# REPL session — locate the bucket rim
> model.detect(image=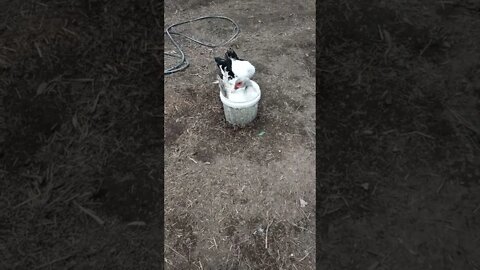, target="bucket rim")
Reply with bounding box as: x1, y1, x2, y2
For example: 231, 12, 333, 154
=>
219, 80, 261, 109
